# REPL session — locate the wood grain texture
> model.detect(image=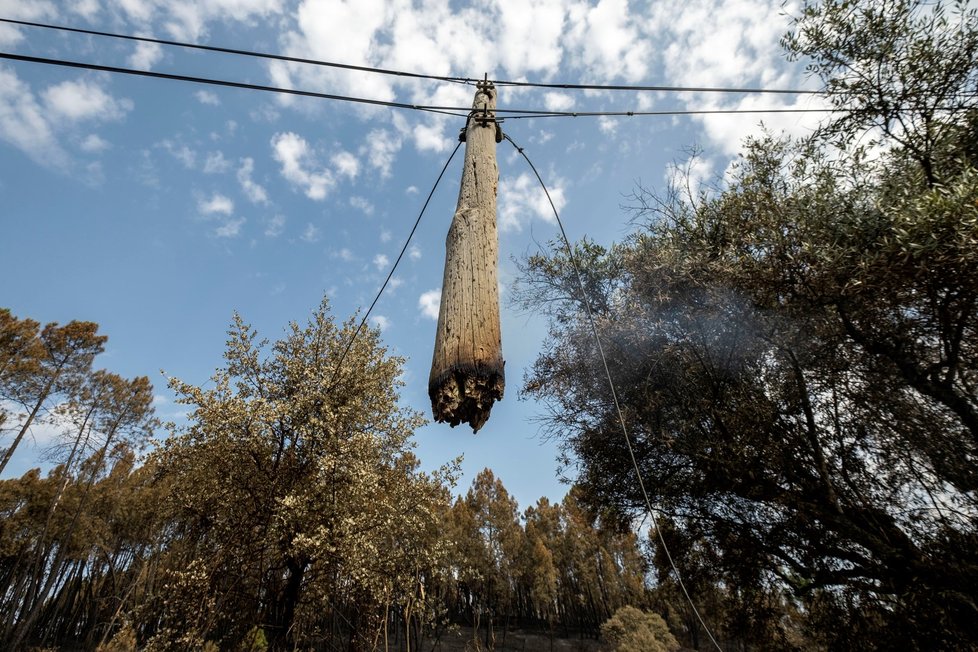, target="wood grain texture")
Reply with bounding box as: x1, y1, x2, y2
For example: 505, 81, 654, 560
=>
429, 84, 504, 432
